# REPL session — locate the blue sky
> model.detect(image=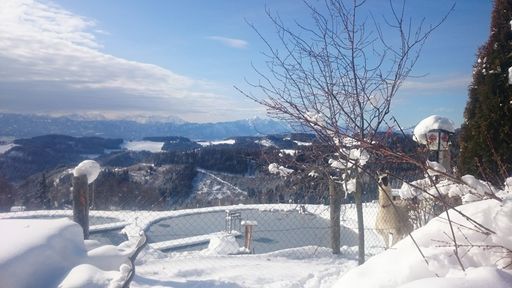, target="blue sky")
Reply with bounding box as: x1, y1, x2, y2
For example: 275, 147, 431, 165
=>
0, 0, 492, 128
